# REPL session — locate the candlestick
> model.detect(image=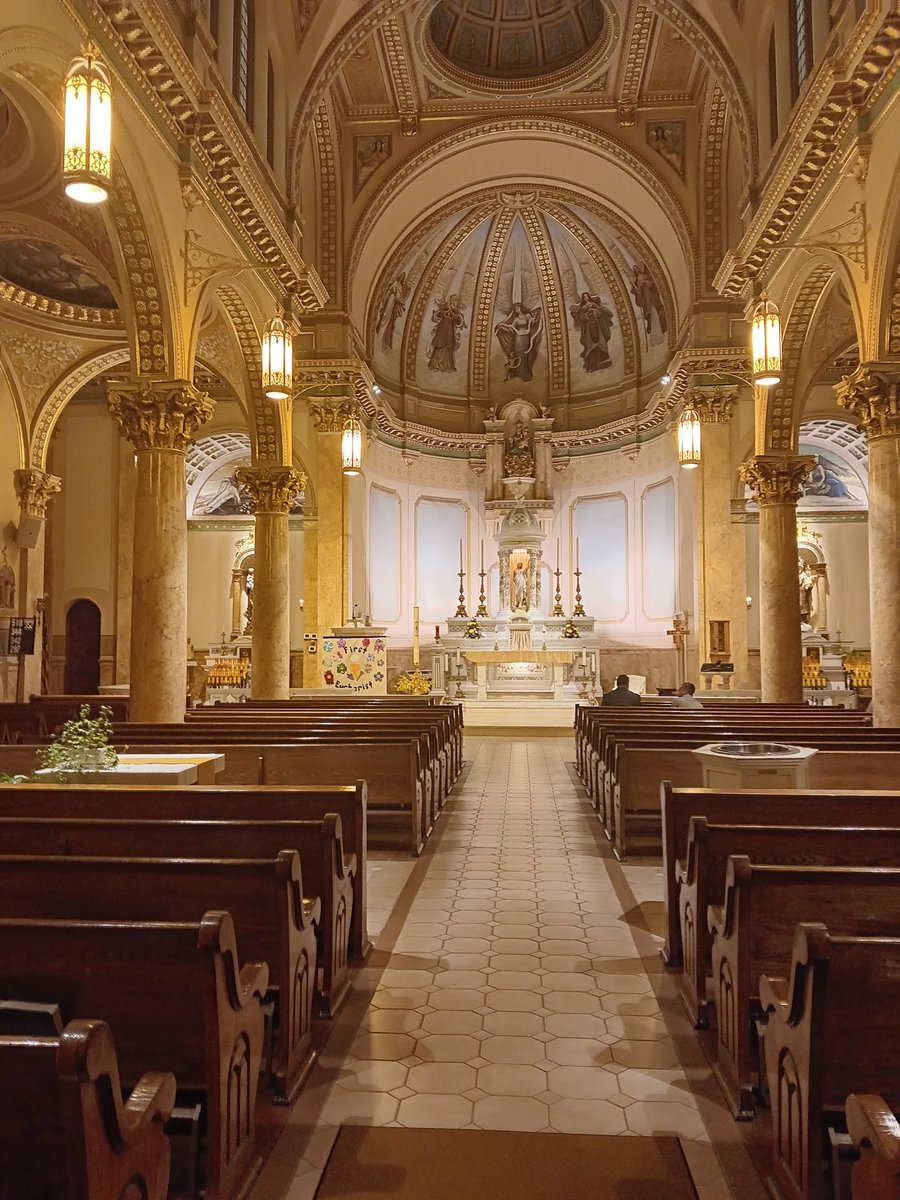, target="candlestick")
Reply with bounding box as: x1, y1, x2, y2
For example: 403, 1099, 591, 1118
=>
552, 565, 564, 616
576, 536, 580, 572
476, 560, 488, 617
413, 605, 420, 669
556, 537, 560, 573
480, 539, 484, 574
455, 648, 461, 667
435, 624, 441, 641
573, 567, 586, 618
454, 567, 468, 618
459, 538, 463, 573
